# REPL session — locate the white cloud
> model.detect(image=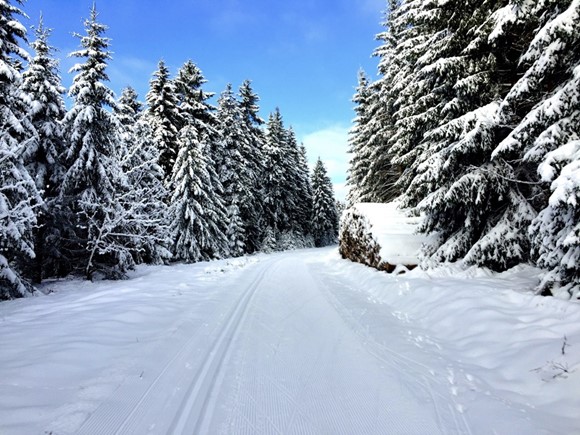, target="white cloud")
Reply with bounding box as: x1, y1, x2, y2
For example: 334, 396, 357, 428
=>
299, 125, 350, 201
